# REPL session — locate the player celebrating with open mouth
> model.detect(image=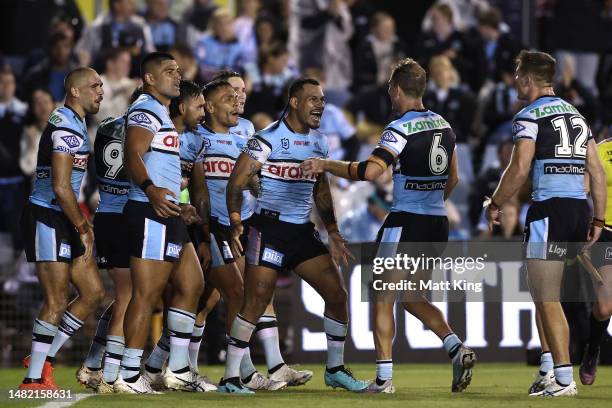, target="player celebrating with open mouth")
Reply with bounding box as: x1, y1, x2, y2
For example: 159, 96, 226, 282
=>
218, 78, 368, 394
